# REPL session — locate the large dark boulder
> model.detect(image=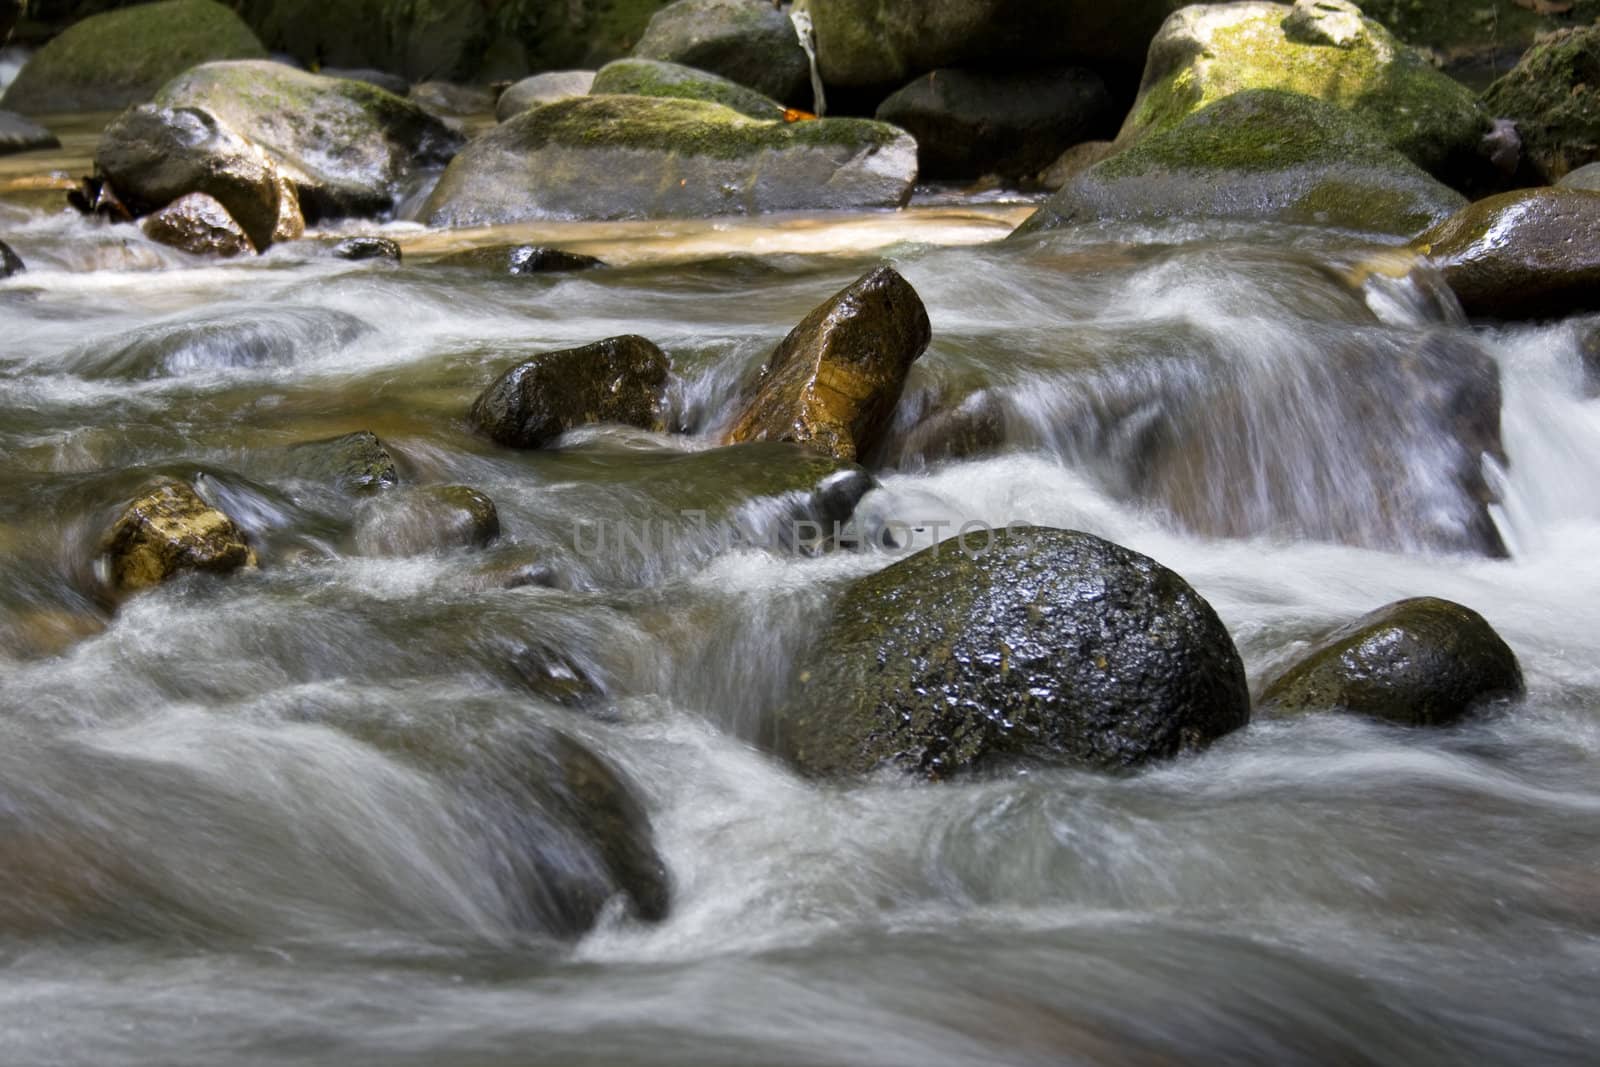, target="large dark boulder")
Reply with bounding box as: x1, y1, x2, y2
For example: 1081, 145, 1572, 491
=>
591, 57, 783, 119
1482, 27, 1600, 183
100, 478, 256, 596
1260, 597, 1523, 725
633, 0, 812, 106
0, 0, 266, 114
471, 335, 671, 449
724, 265, 930, 462
1414, 187, 1600, 319
775, 526, 1250, 779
